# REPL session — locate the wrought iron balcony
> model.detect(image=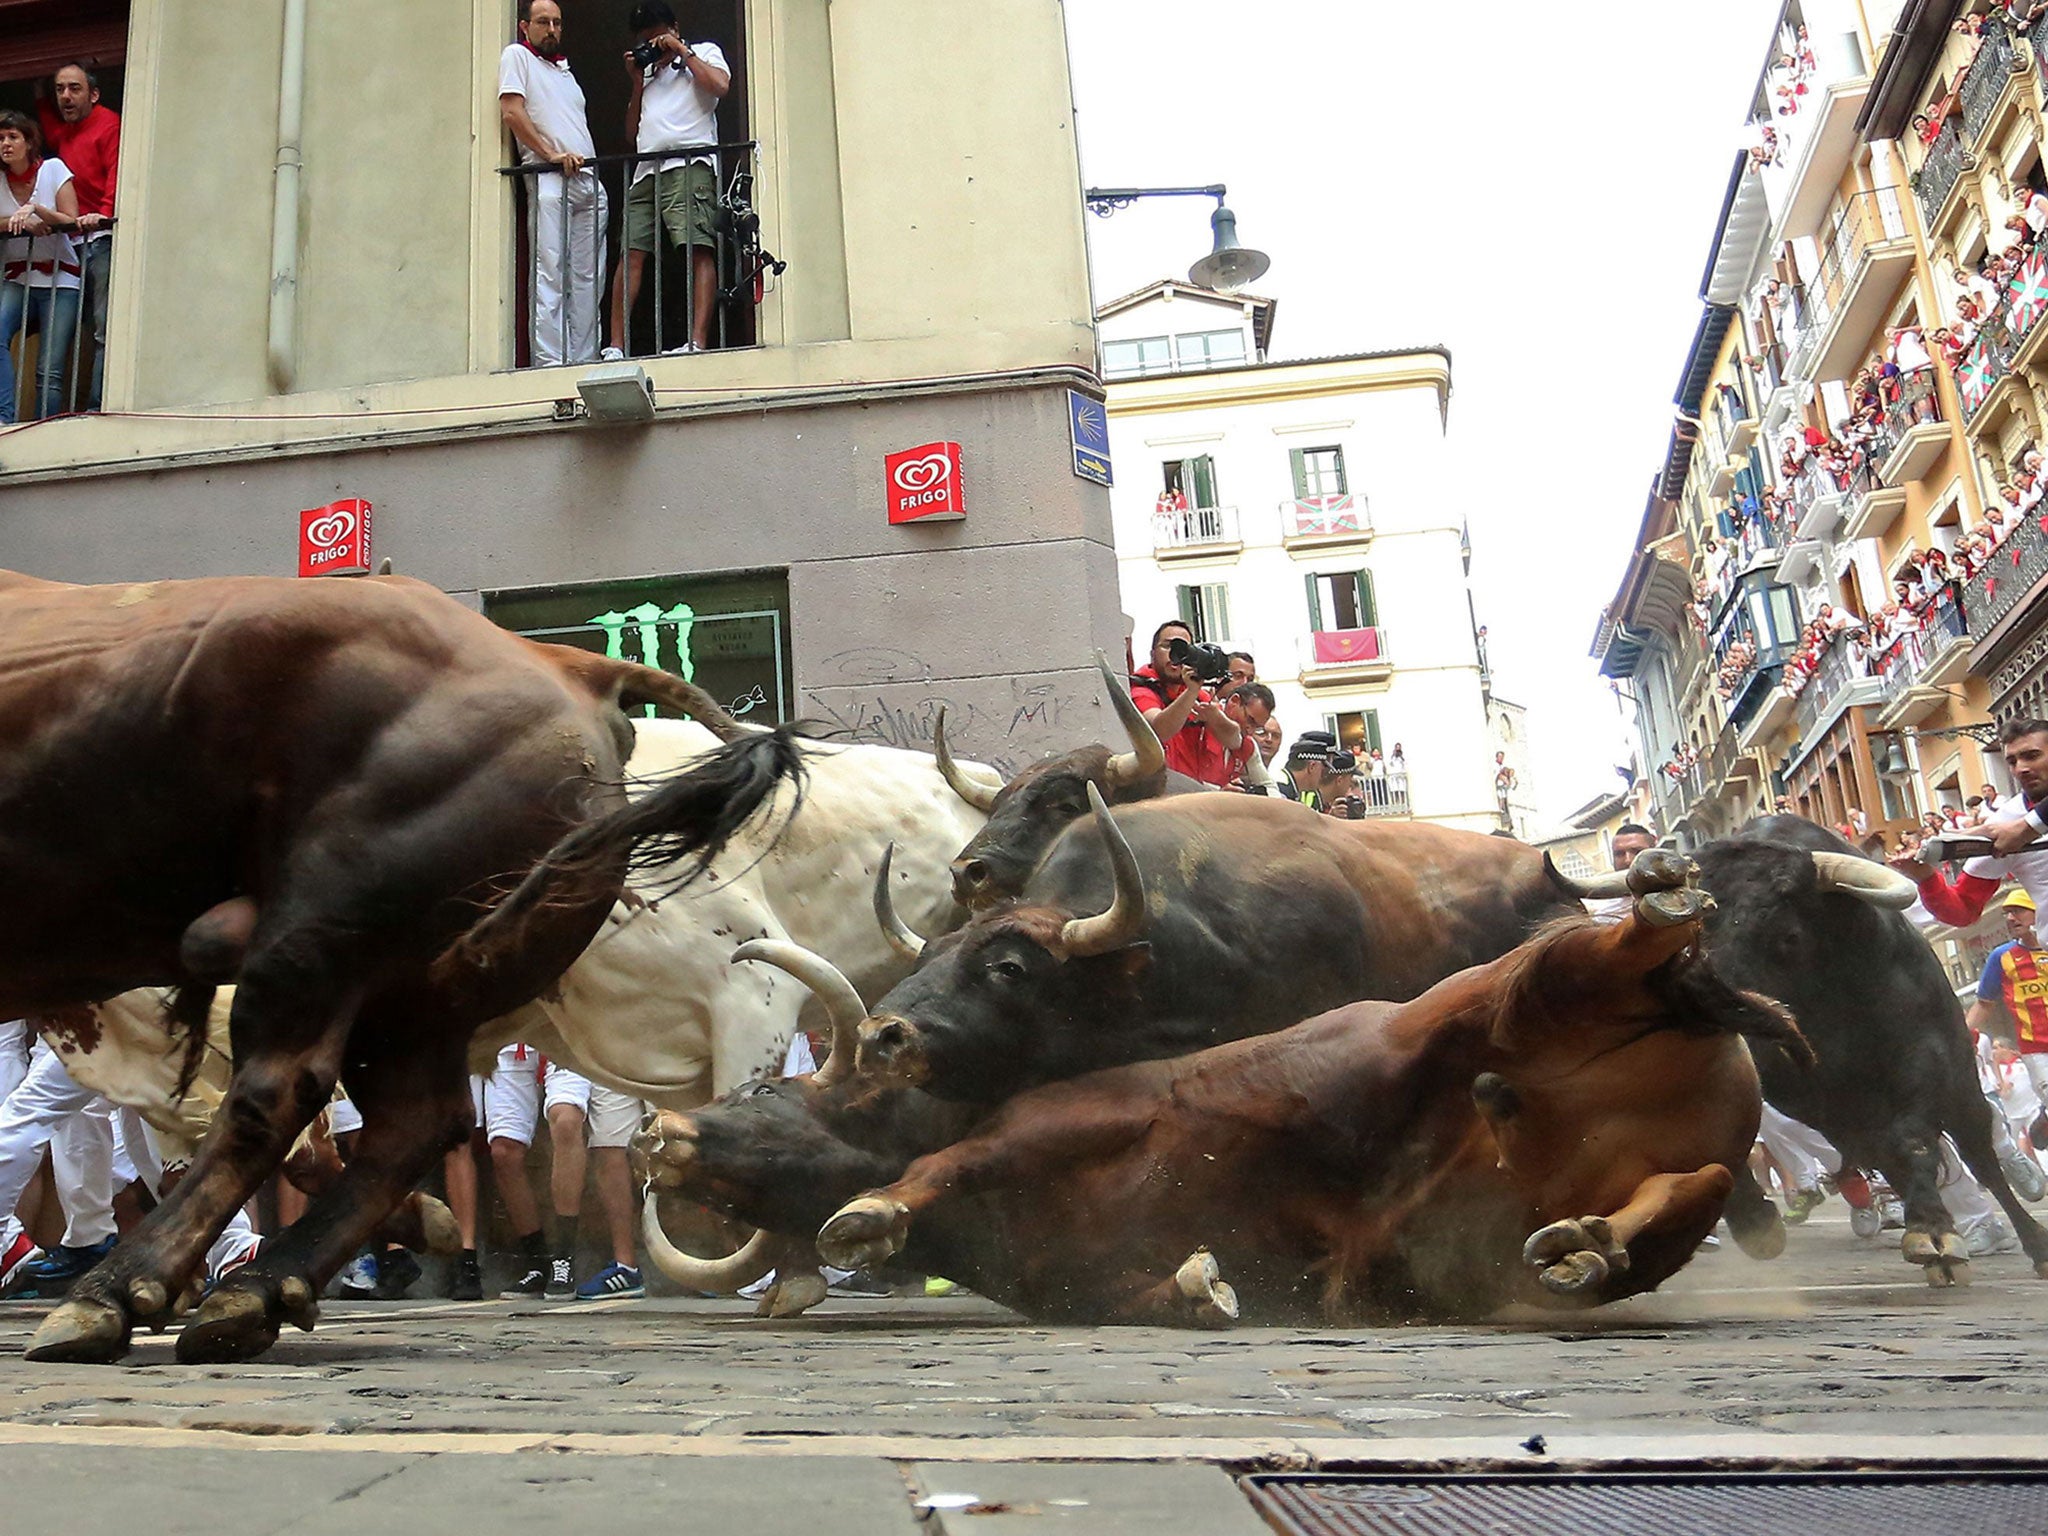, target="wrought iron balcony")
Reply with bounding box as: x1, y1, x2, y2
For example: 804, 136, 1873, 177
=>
1960, 23, 2015, 145
1964, 511, 2048, 641
1914, 116, 1968, 229
1809, 187, 1910, 331
1958, 310, 2019, 422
